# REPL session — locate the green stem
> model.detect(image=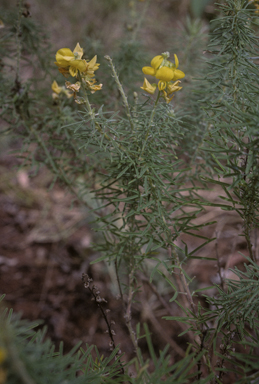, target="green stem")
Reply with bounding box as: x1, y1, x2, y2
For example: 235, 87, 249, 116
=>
104, 56, 135, 132
140, 90, 161, 157
77, 75, 129, 157
79, 75, 124, 146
